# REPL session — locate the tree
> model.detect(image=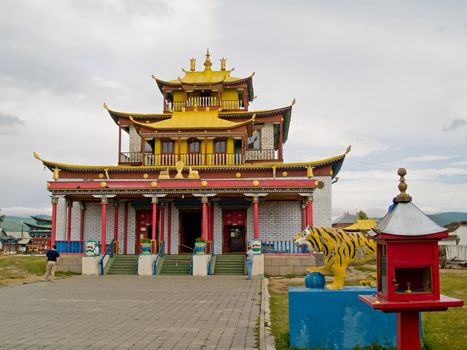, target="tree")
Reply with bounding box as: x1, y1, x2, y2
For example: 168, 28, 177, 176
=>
356, 210, 368, 220
0, 209, 4, 228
